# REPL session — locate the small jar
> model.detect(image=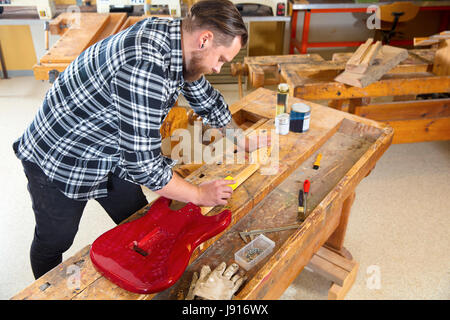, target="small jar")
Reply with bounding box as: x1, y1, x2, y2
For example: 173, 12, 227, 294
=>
275, 113, 290, 135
